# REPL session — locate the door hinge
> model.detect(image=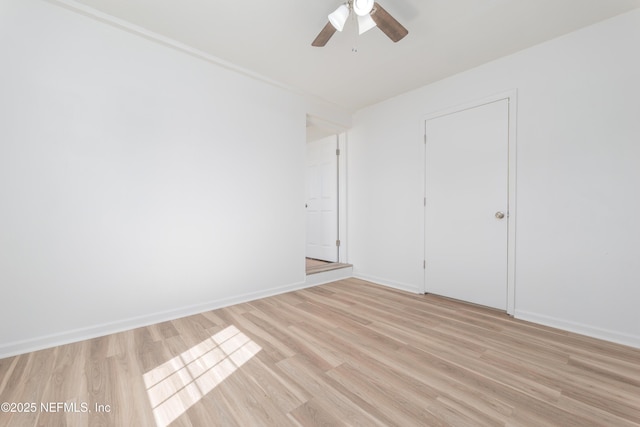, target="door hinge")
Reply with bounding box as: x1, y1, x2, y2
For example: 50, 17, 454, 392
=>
423, 133, 427, 144
423, 197, 427, 207
423, 260, 426, 269
336, 148, 341, 156
336, 239, 341, 247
